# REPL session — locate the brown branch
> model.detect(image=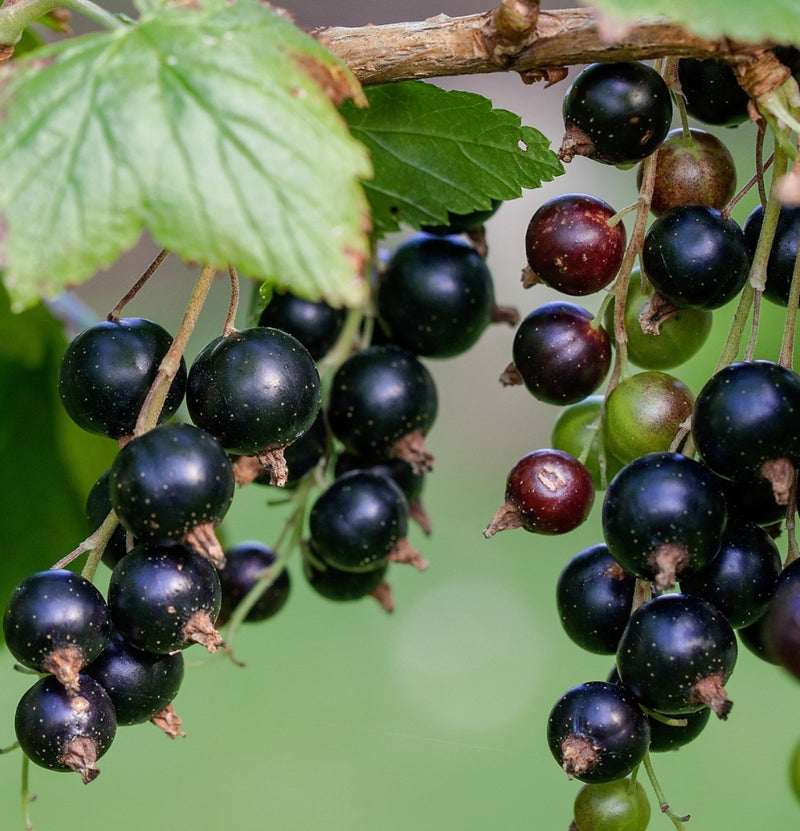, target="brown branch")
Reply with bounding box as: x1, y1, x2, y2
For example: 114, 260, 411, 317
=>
314, 8, 768, 86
